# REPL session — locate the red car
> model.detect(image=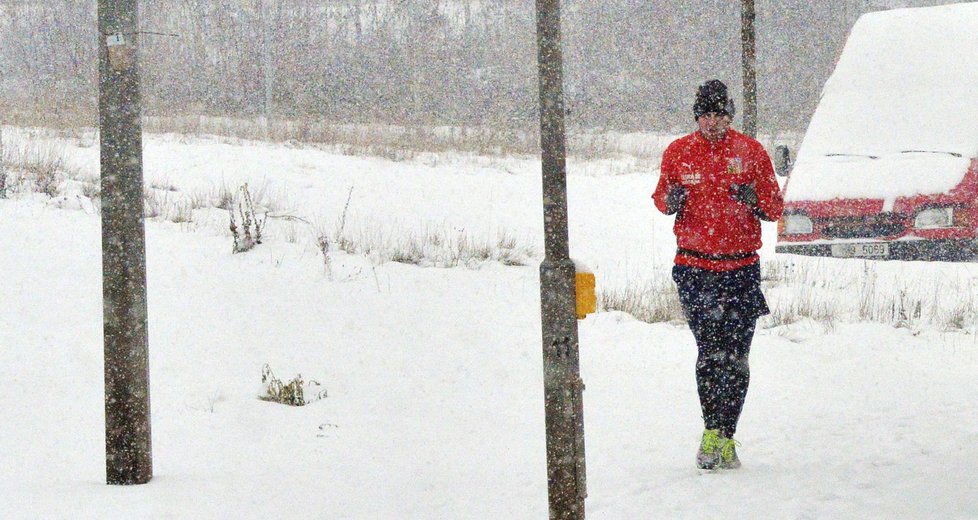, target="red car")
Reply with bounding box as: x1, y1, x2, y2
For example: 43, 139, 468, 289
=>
776, 155, 978, 261
775, 4, 978, 261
